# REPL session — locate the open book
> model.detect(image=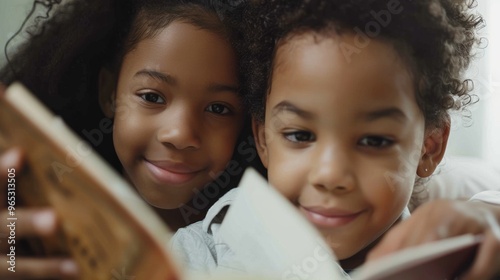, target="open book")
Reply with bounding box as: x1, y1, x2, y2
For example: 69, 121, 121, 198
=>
0, 83, 481, 280
219, 170, 482, 280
